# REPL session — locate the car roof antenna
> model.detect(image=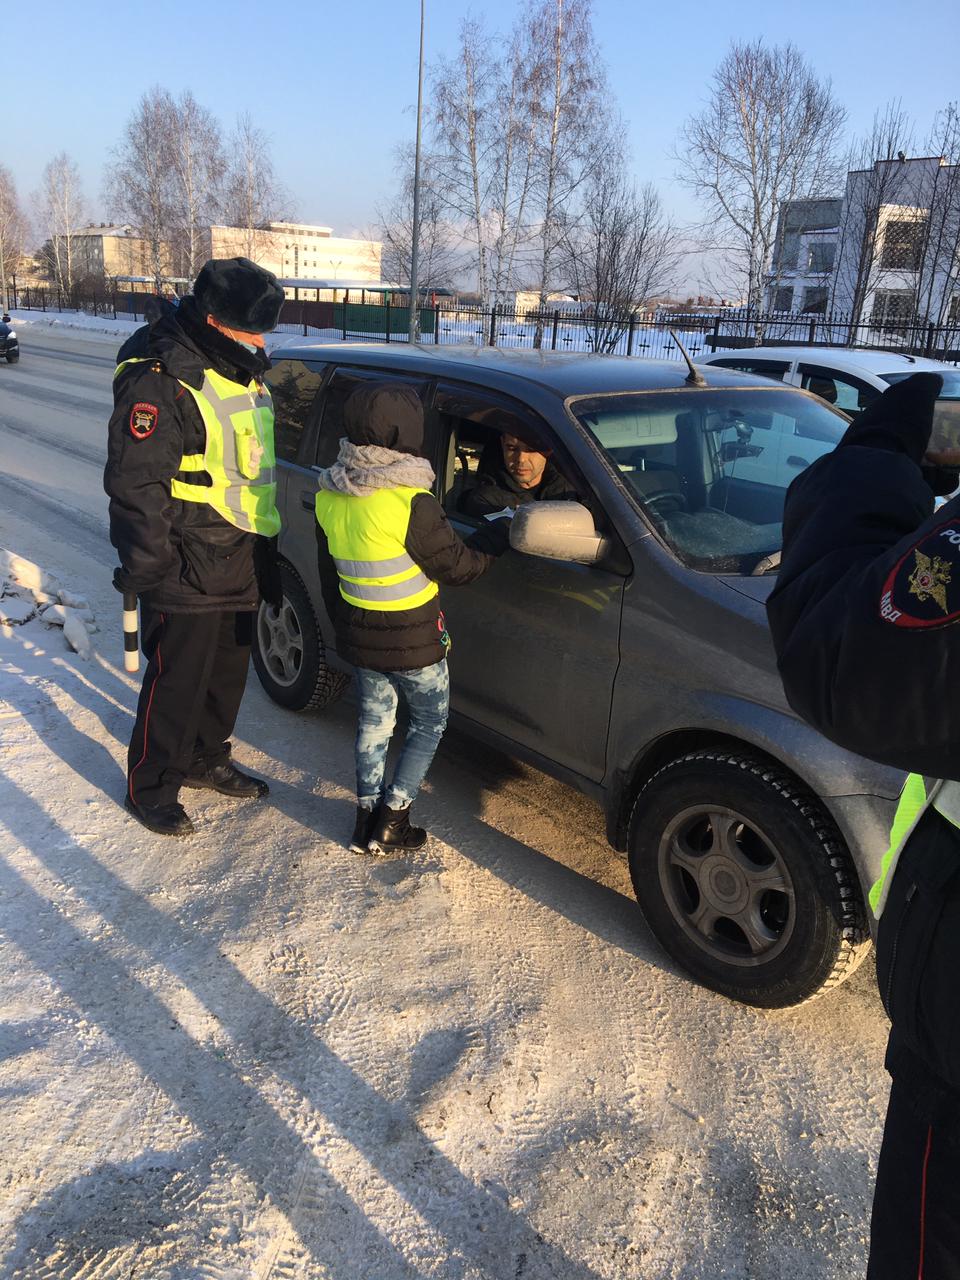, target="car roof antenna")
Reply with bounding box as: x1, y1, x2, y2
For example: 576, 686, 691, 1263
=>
670, 330, 707, 386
